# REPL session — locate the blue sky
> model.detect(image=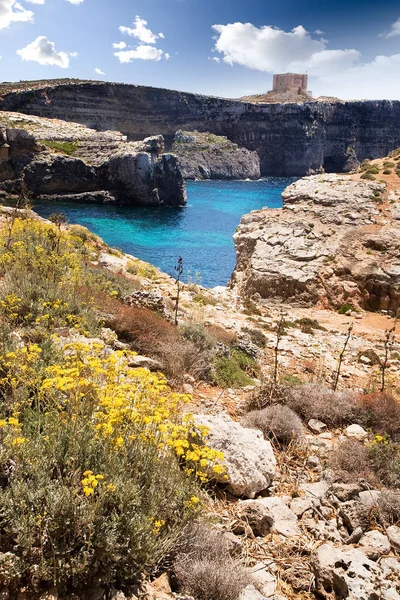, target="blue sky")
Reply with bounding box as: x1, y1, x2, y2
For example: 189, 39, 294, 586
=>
1, 0, 400, 99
